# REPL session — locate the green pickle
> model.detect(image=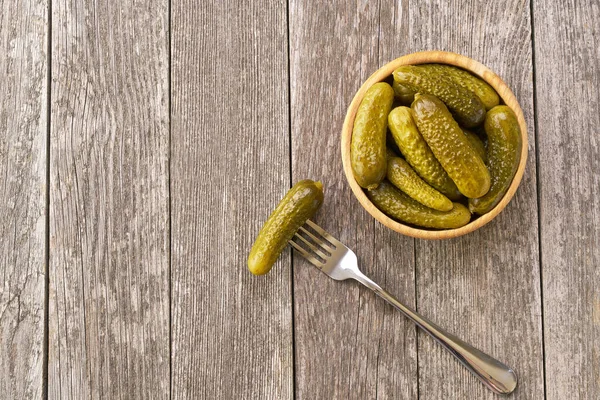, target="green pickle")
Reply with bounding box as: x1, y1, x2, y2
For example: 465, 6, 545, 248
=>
421, 64, 500, 110
469, 106, 522, 214
462, 129, 487, 163
387, 106, 462, 200
411, 94, 491, 199
393, 65, 485, 127
248, 180, 324, 275
368, 181, 471, 229
387, 156, 453, 211
351, 82, 394, 189
392, 80, 416, 105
